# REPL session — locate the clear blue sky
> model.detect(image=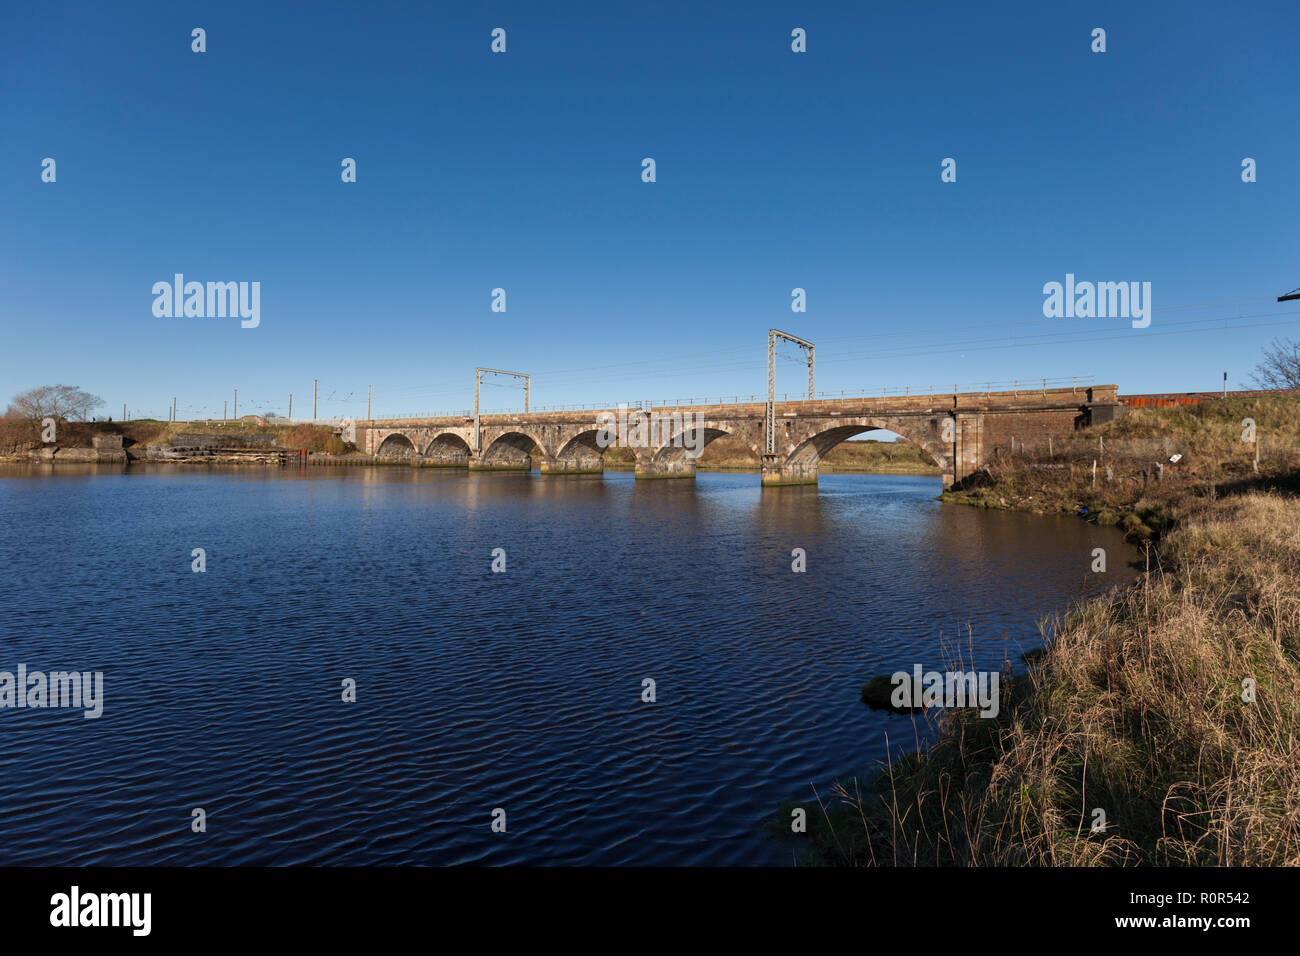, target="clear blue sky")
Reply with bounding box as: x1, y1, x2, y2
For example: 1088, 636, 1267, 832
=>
3, 1, 1298, 421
